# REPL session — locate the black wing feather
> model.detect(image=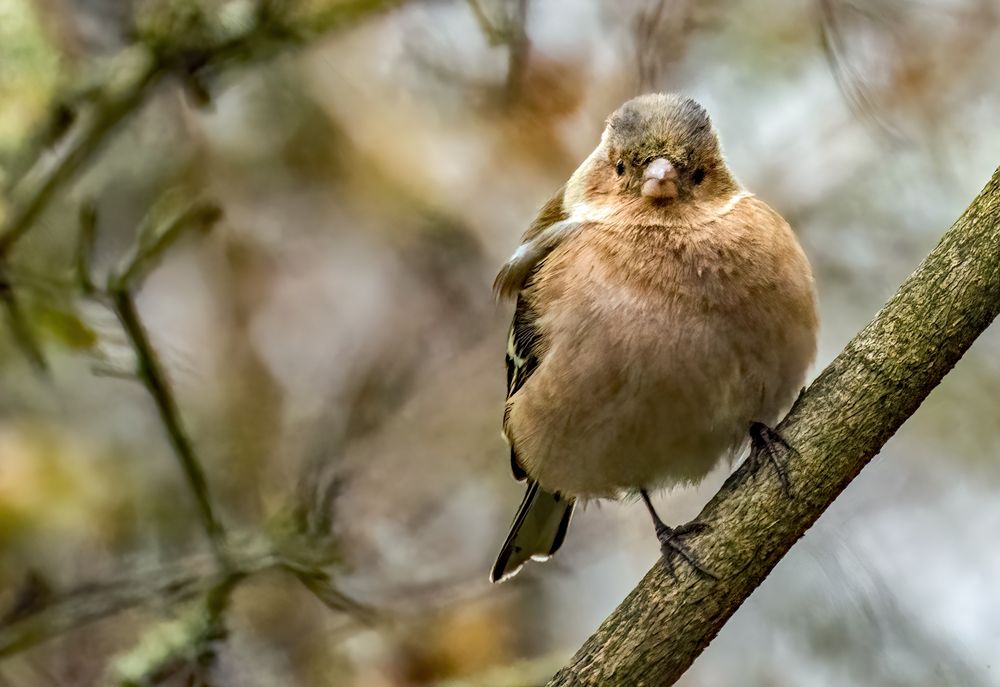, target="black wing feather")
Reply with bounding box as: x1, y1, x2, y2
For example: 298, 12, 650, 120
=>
506, 296, 541, 398
504, 295, 542, 481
